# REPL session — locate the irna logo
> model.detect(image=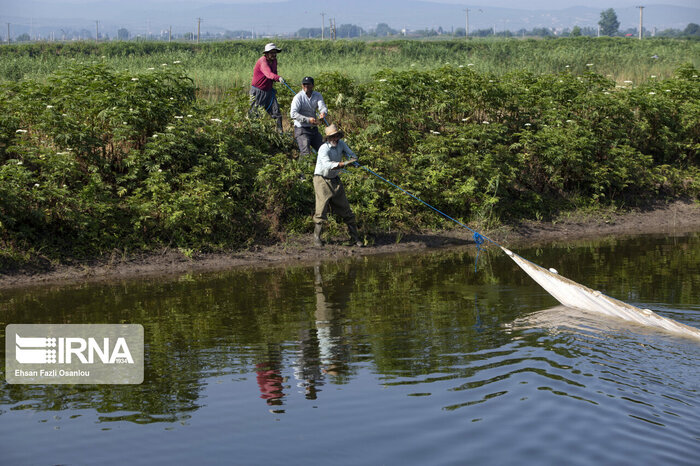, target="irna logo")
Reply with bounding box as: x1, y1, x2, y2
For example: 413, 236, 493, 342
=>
15, 334, 134, 364
6, 324, 144, 385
